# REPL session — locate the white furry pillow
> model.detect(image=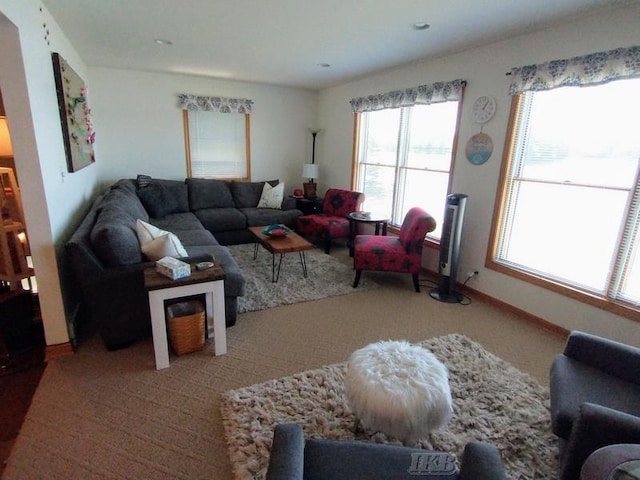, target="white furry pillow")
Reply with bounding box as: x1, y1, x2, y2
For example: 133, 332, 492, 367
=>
257, 182, 284, 209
